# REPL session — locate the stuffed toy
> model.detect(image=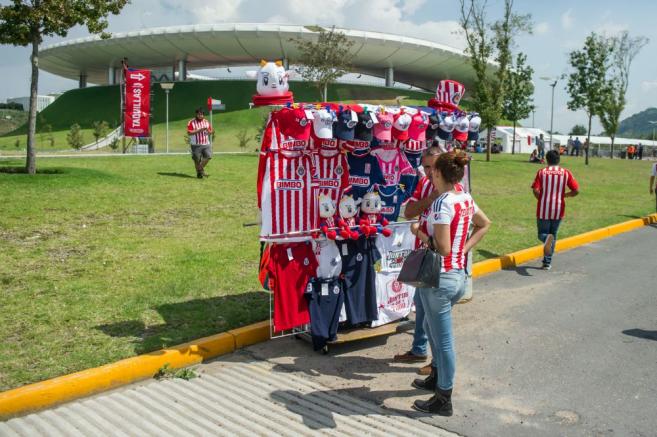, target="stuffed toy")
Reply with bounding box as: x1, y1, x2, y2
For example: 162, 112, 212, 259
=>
359, 191, 392, 237
315, 194, 338, 240
337, 194, 361, 240
246, 60, 295, 106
